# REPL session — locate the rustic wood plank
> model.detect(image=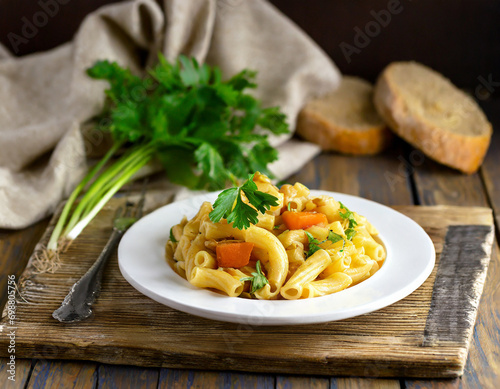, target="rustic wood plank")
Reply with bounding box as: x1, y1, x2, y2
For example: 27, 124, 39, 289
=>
2, 202, 478, 377
459, 242, 500, 388
26, 360, 96, 389
158, 369, 274, 389
276, 375, 329, 389
413, 159, 489, 208
331, 377, 400, 388
403, 380, 459, 389
0, 218, 50, 310
409, 142, 499, 388
97, 364, 158, 388
0, 357, 32, 388
422, 225, 494, 347
480, 100, 500, 235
